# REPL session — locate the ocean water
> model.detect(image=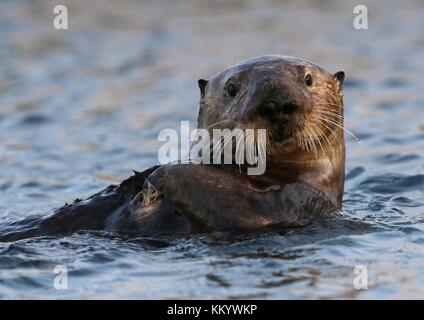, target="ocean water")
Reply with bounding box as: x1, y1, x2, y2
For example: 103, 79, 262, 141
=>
0, 0, 423, 299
